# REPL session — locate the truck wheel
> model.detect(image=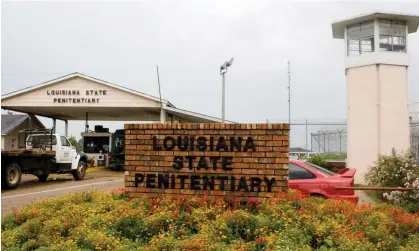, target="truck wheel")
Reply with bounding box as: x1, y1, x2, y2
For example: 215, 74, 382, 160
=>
3, 162, 22, 189
37, 174, 49, 182
72, 161, 86, 181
